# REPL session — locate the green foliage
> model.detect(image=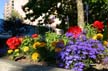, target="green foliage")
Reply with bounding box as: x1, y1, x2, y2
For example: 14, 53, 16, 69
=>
103, 25, 108, 40
11, 10, 23, 19
84, 23, 97, 38
84, 0, 108, 23
22, 0, 77, 31
7, 10, 23, 21
45, 32, 68, 51
21, 36, 34, 46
